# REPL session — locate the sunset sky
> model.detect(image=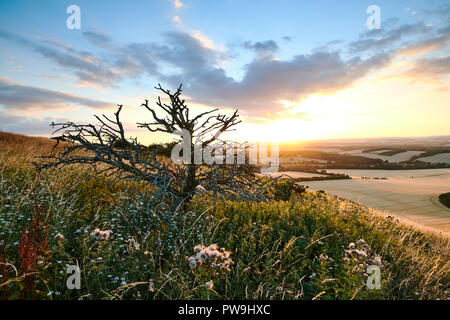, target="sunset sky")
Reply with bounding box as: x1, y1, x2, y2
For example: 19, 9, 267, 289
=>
0, 0, 449, 143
